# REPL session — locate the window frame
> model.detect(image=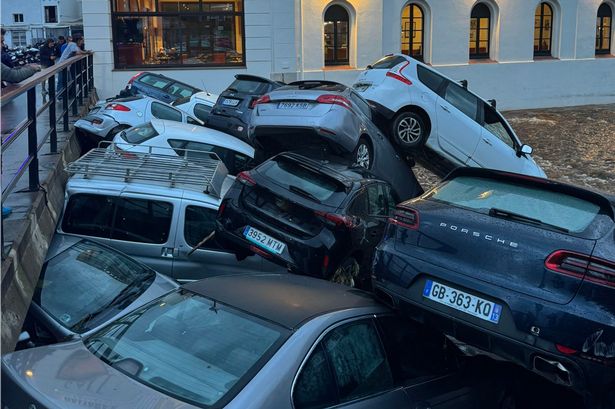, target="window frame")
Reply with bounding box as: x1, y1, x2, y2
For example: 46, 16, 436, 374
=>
324, 4, 350, 66
401, 3, 424, 61
44, 6, 58, 23
151, 101, 184, 122
109, 0, 247, 70
469, 3, 491, 59
13, 14, 24, 23
442, 81, 480, 122
596, 3, 613, 55
183, 205, 219, 249
534, 2, 554, 57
